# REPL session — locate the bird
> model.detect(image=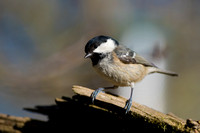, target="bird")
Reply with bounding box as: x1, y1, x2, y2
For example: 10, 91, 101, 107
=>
84, 35, 178, 113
